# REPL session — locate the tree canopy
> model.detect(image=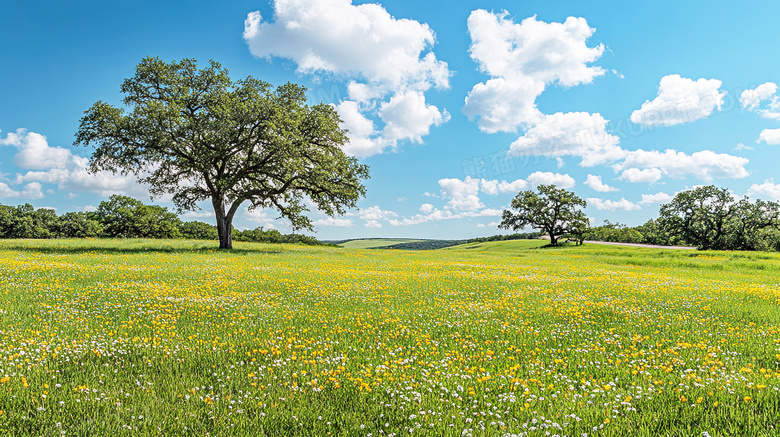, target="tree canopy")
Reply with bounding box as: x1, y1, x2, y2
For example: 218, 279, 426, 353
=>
499, 185, 588, 246
658, 185, 780, 250
75, 57, 369, 249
